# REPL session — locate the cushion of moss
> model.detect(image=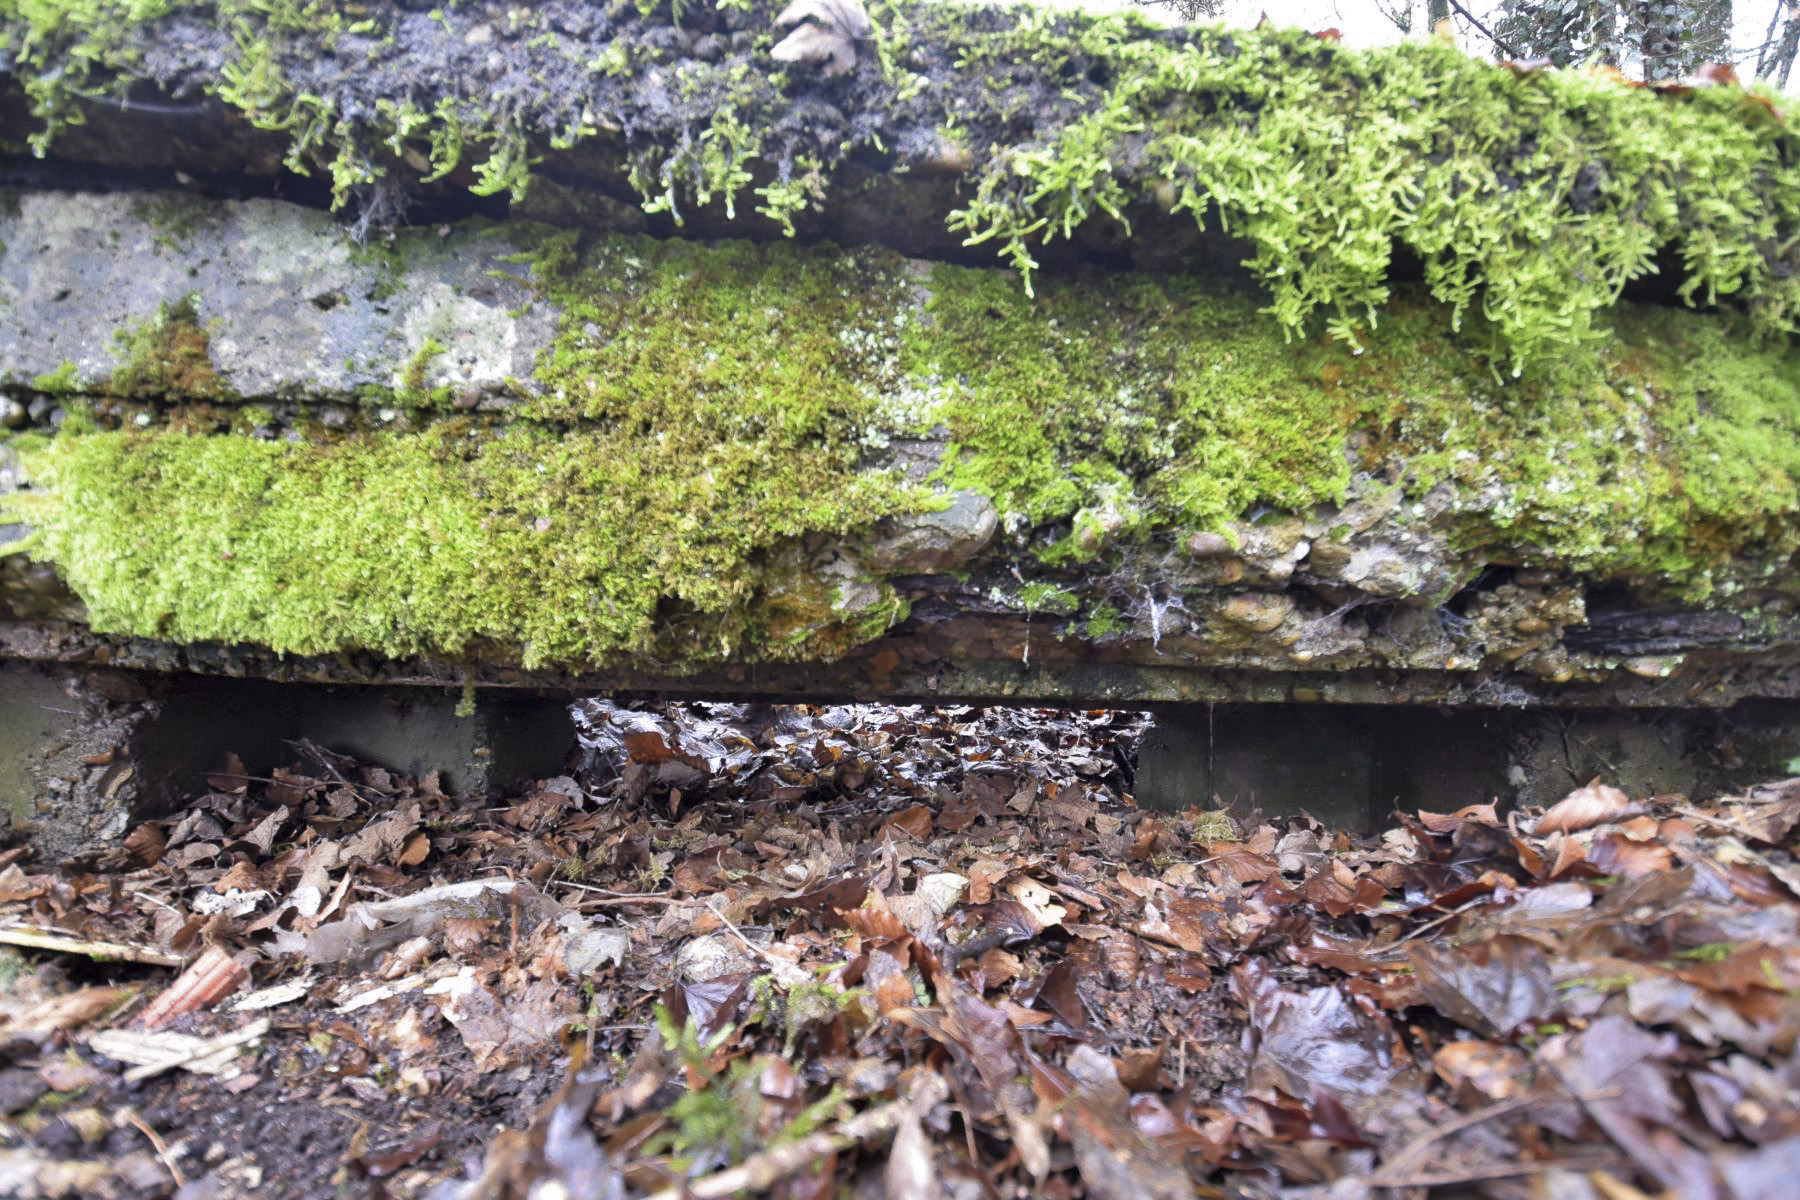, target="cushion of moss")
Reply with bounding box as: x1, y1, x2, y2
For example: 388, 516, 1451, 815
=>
918, 262, 1800, 592
7, 233, 1798, 670
13, 421, 905, 666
